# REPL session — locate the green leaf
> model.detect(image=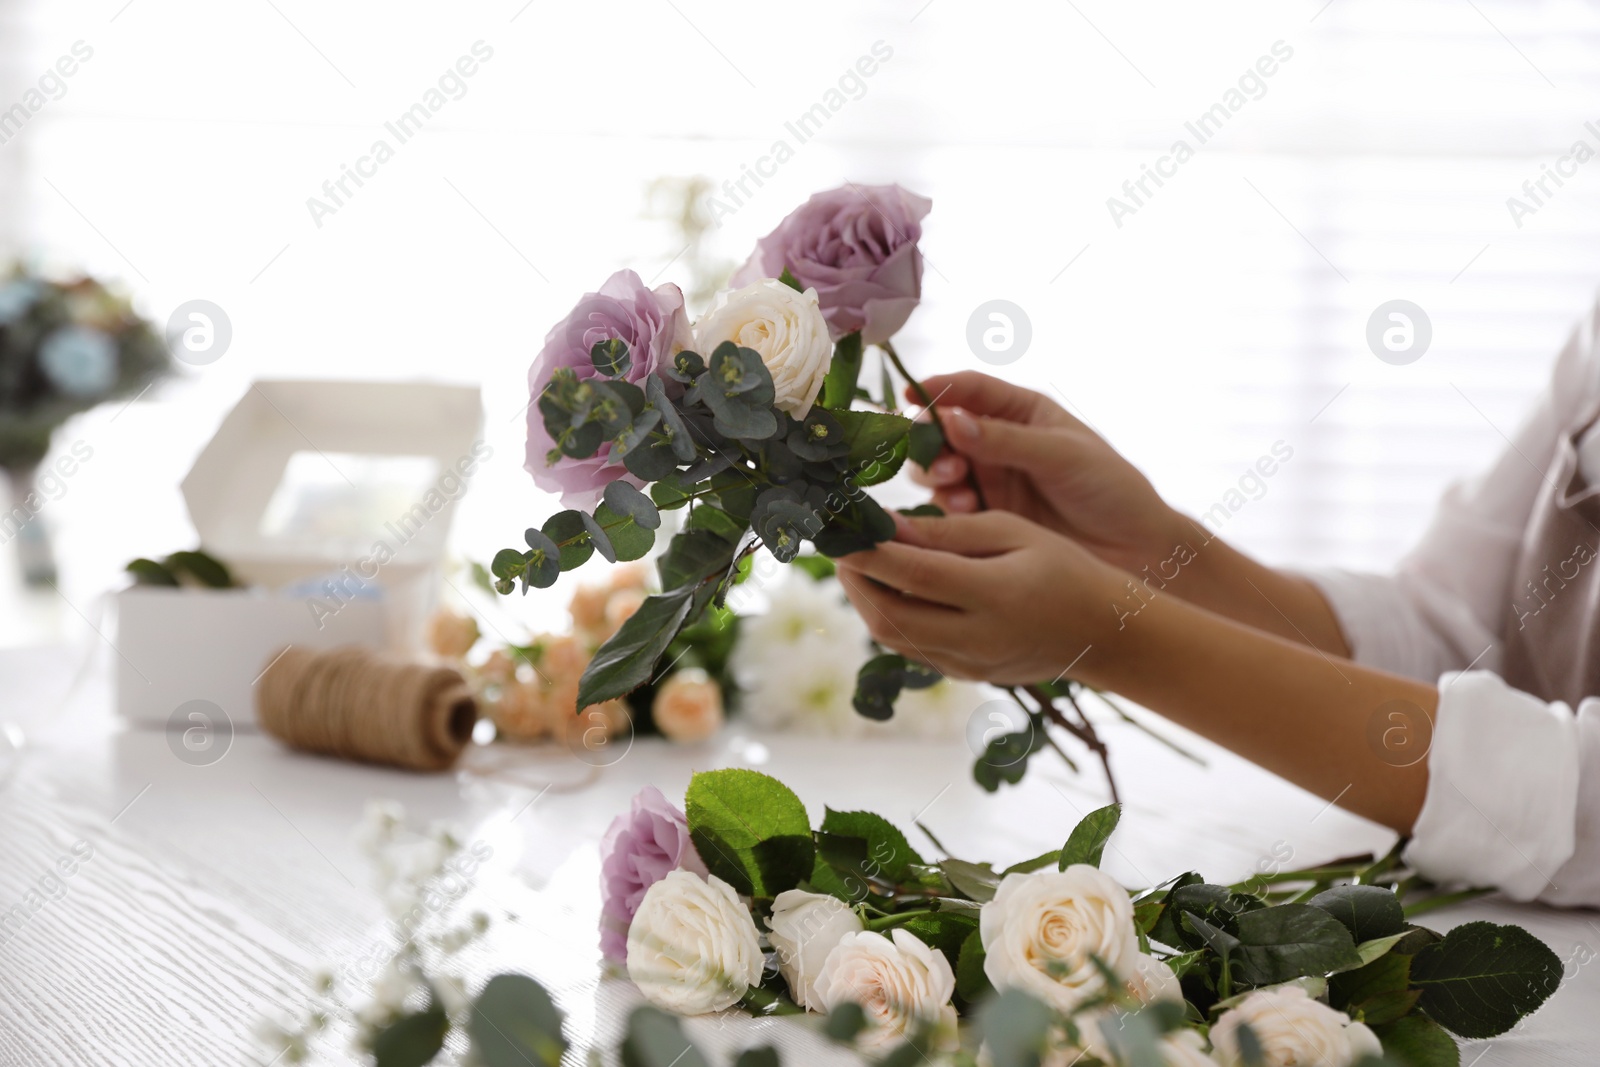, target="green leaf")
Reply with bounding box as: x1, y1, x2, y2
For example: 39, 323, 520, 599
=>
852, 653, 906, 721
126, 557, 179, 586
604, 483, 662, 531
1372, 1014, 1461, 1067
1059, 803, 1121, 869
1331, 950, 1416, 1025
972, 727, 1044, 793
543, 510, 595, 570
620, 1006, 710, 1067
823, 1001, 867, 1043
468, 974, 566, 1067
686, 504, 746, 544
907, 420, 944, 468
977, 988, 1055, 1067
1002, 847, 1061, 876
684, 768, 815, 898
833, 408, 912, 474
956, 928, 993, 1004
851, 433, 909, 487
593, 503, 655, 562
657, 529, 739, 591
902, 911, 979, 967
820, 809, 924, 882
1231, 904, 1362, 985
778, 267, 804, 293
591, 337, 631, 377
821, 331, 864, 410
1355, 931, 1413, 967
941, 858, 1000, 903
1408, 921, 1562, 1039
1310, 885, 1407, 944
372, 1001, 448, 1067
733, 1048, 780, 1067
520, 529, 561, 588
165, 549, 235, 588
580, 510, 617, 563
577, 588, 695, 707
